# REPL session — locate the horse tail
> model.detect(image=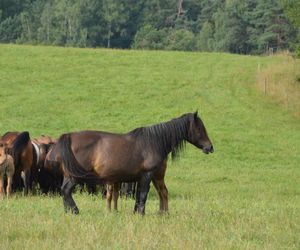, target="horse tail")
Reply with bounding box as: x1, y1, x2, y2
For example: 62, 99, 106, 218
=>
12, 131, 30, 168
56, 133, 94, 179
